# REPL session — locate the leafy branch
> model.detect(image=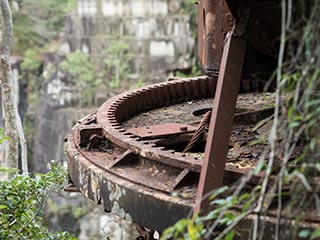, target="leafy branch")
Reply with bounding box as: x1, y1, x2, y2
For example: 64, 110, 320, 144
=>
0, 162, 76, 239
